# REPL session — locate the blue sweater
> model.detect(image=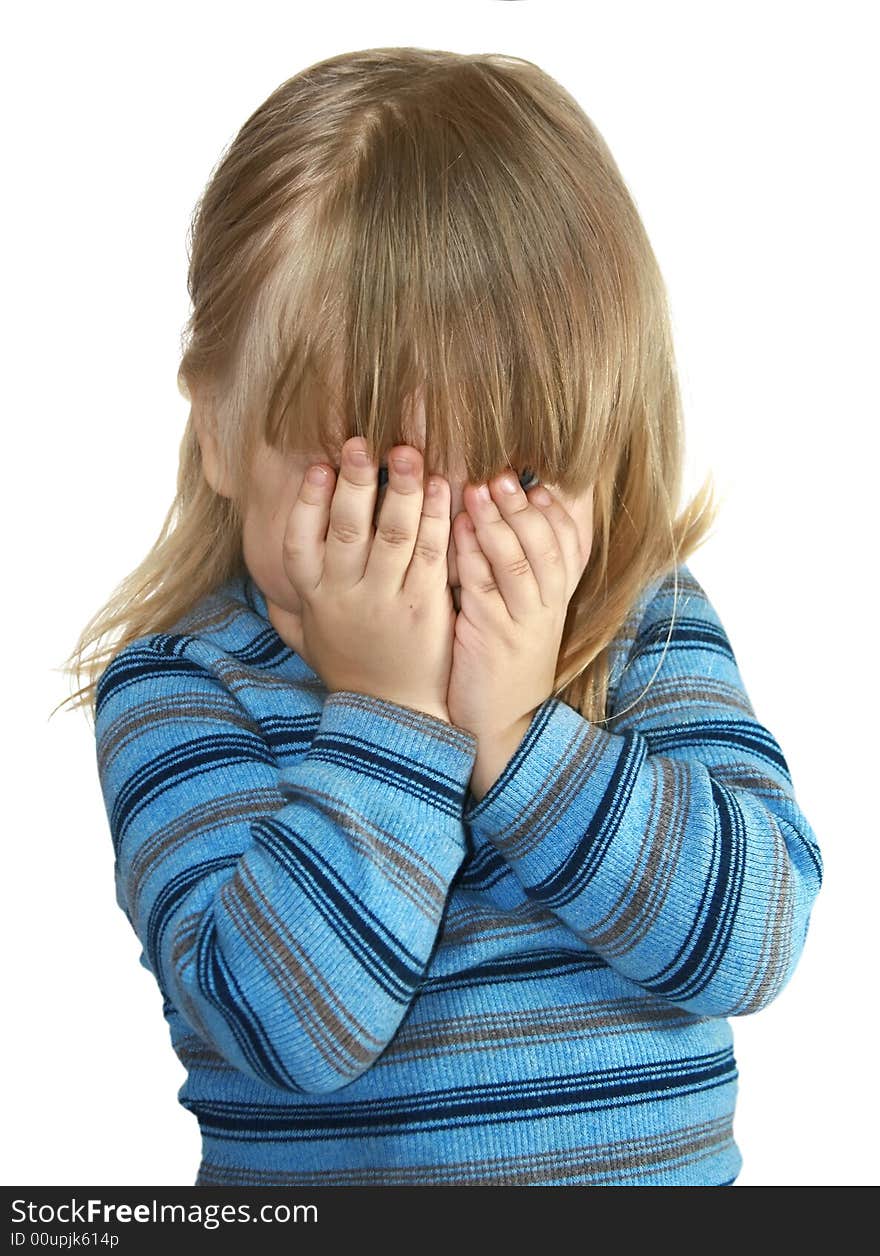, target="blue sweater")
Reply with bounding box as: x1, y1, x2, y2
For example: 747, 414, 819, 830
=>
94, 563, 822, 1186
